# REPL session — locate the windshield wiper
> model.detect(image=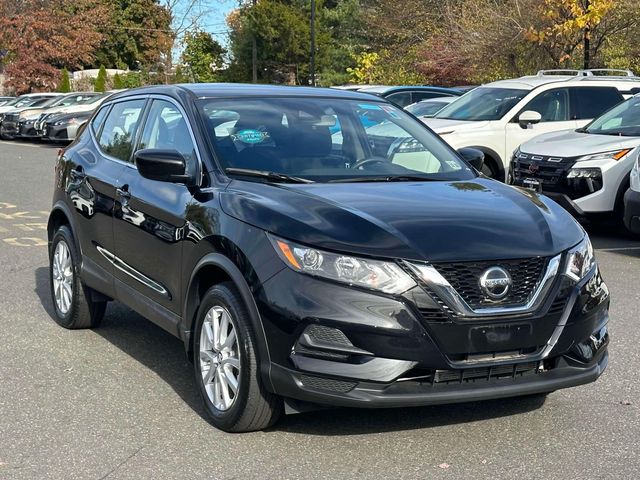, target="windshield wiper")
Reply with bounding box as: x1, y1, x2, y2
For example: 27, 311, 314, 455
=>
225, 168, 314, 184
329, 175, 439, 183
